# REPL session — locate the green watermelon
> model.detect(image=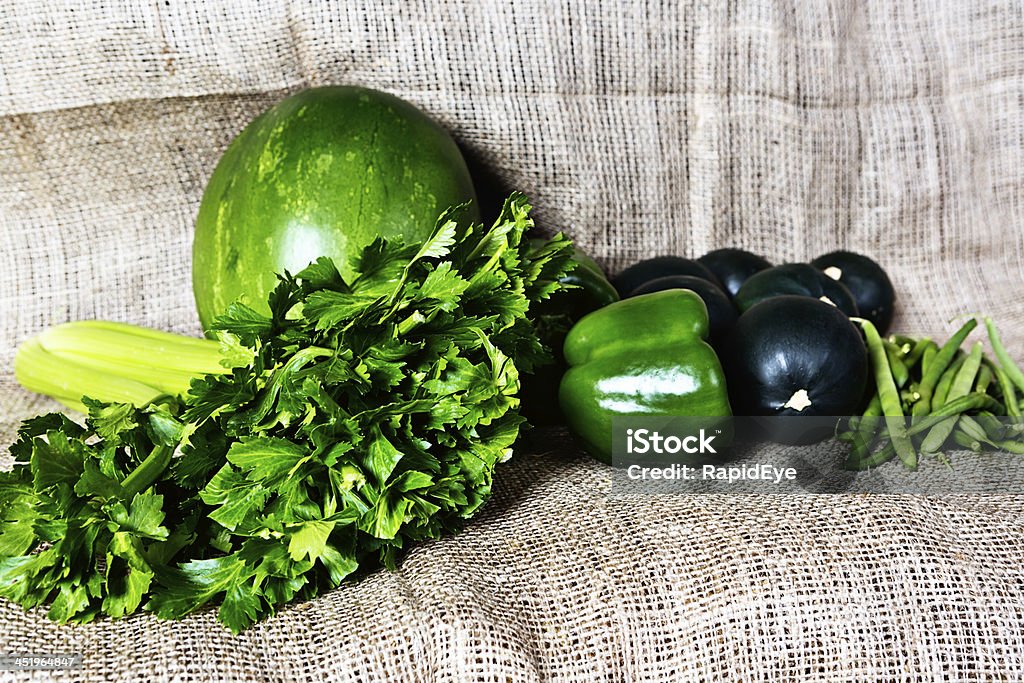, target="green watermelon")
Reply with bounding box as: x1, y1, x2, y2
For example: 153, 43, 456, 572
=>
193, 86, 478, 330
